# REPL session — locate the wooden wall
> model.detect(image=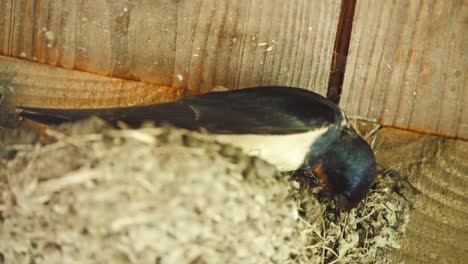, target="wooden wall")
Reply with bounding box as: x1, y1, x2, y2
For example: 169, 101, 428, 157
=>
0, 1, 467, 262
0, 0, 340, 99
340, 0, 467, 139
0, 0, 466, 139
